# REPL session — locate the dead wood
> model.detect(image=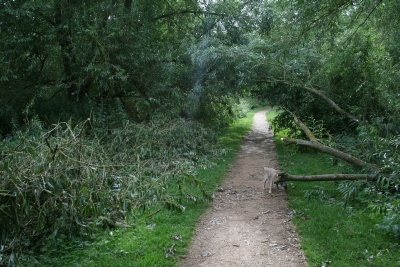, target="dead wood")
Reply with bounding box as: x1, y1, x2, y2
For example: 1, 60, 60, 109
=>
276, 172, 377, 183
285, 110, 318, 142
281, 112, 375, 170
282, 137, 373, 169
